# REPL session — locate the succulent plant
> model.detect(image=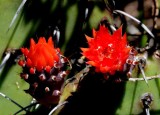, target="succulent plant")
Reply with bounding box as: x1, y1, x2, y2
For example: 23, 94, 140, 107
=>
0, 0, 160, 115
